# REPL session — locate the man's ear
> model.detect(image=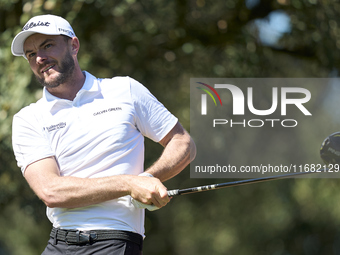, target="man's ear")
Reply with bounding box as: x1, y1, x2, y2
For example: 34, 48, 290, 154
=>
70, 37, 80, 55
